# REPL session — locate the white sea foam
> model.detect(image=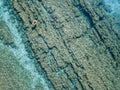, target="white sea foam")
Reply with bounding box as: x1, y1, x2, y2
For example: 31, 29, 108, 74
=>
0, 1, 49, 90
